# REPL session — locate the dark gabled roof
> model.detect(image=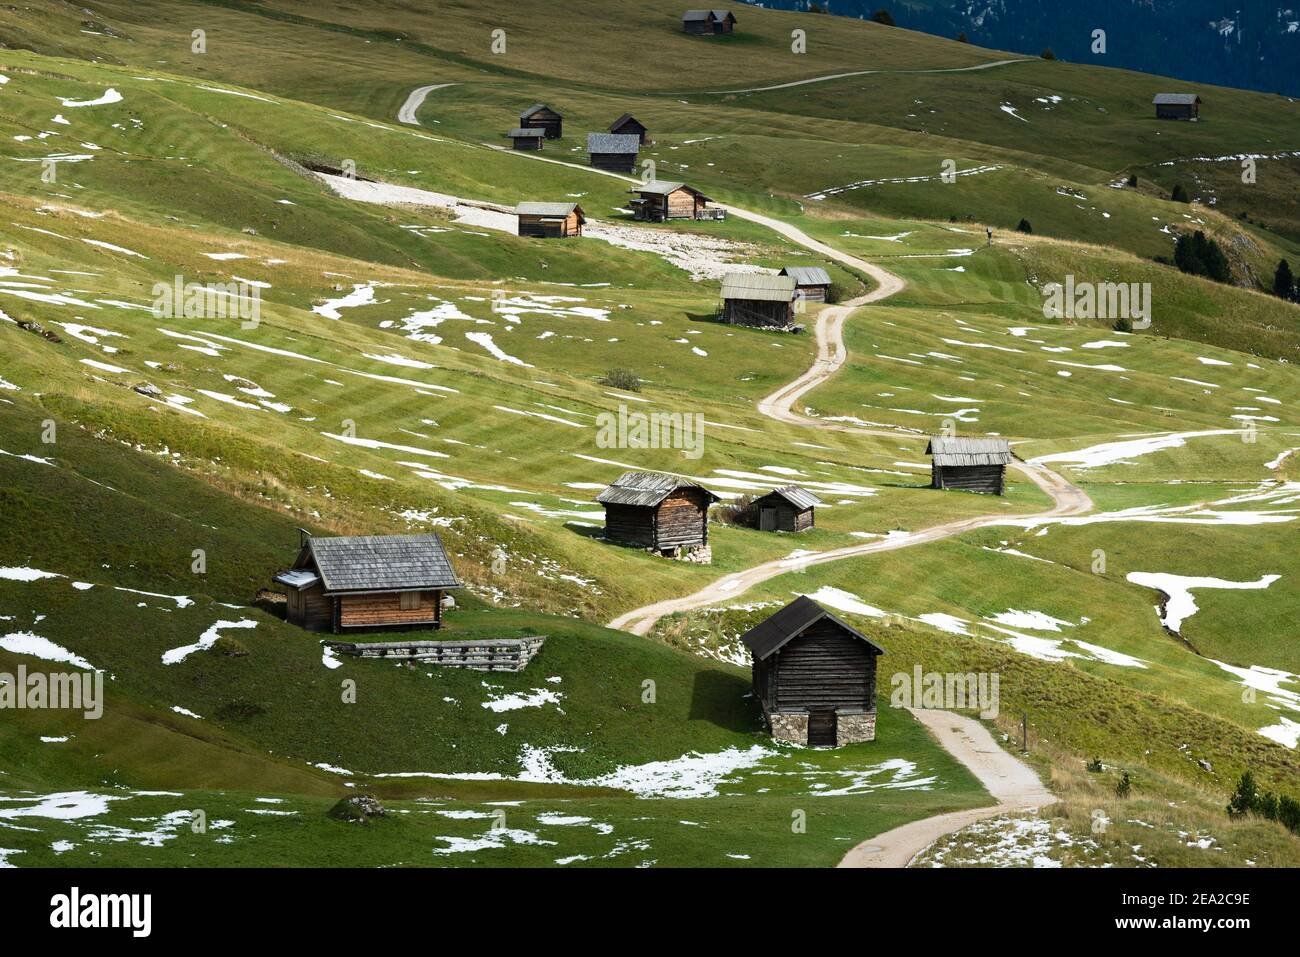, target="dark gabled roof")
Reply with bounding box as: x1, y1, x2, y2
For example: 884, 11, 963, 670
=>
741, 596, 884, 661
596, 471, 720, 508
587, 132, 641, 155
779, 265, 832, 287
1153, 93, 1201, 105
609, 112, 646, 132
305, 534, 460, 593
756, 485, 822, 510
926, 436, 1012, 467
508, 127, 546, 138
683, 9, 735, 21
520, 103, 561, 120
